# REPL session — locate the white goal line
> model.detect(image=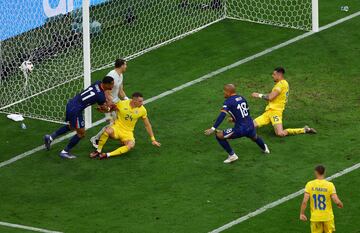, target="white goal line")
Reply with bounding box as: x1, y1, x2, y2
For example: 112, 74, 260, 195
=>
0, 221, 63, 233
